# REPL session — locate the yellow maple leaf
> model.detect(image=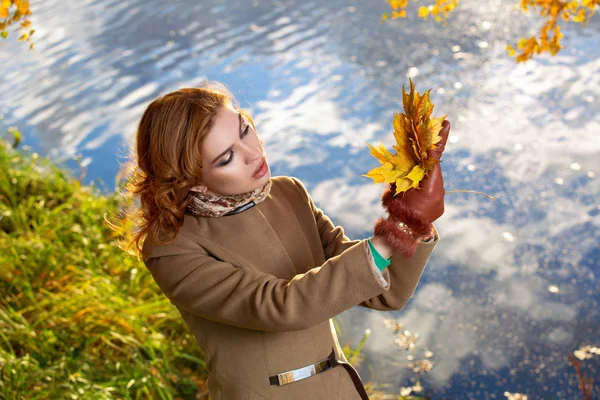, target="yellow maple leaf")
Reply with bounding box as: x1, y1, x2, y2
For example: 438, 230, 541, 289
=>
406, 164, 425, 186
394, 177, 414, 193
366, 142, 394, 164
363, 78, 447, 195
380, 162, 404, 182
